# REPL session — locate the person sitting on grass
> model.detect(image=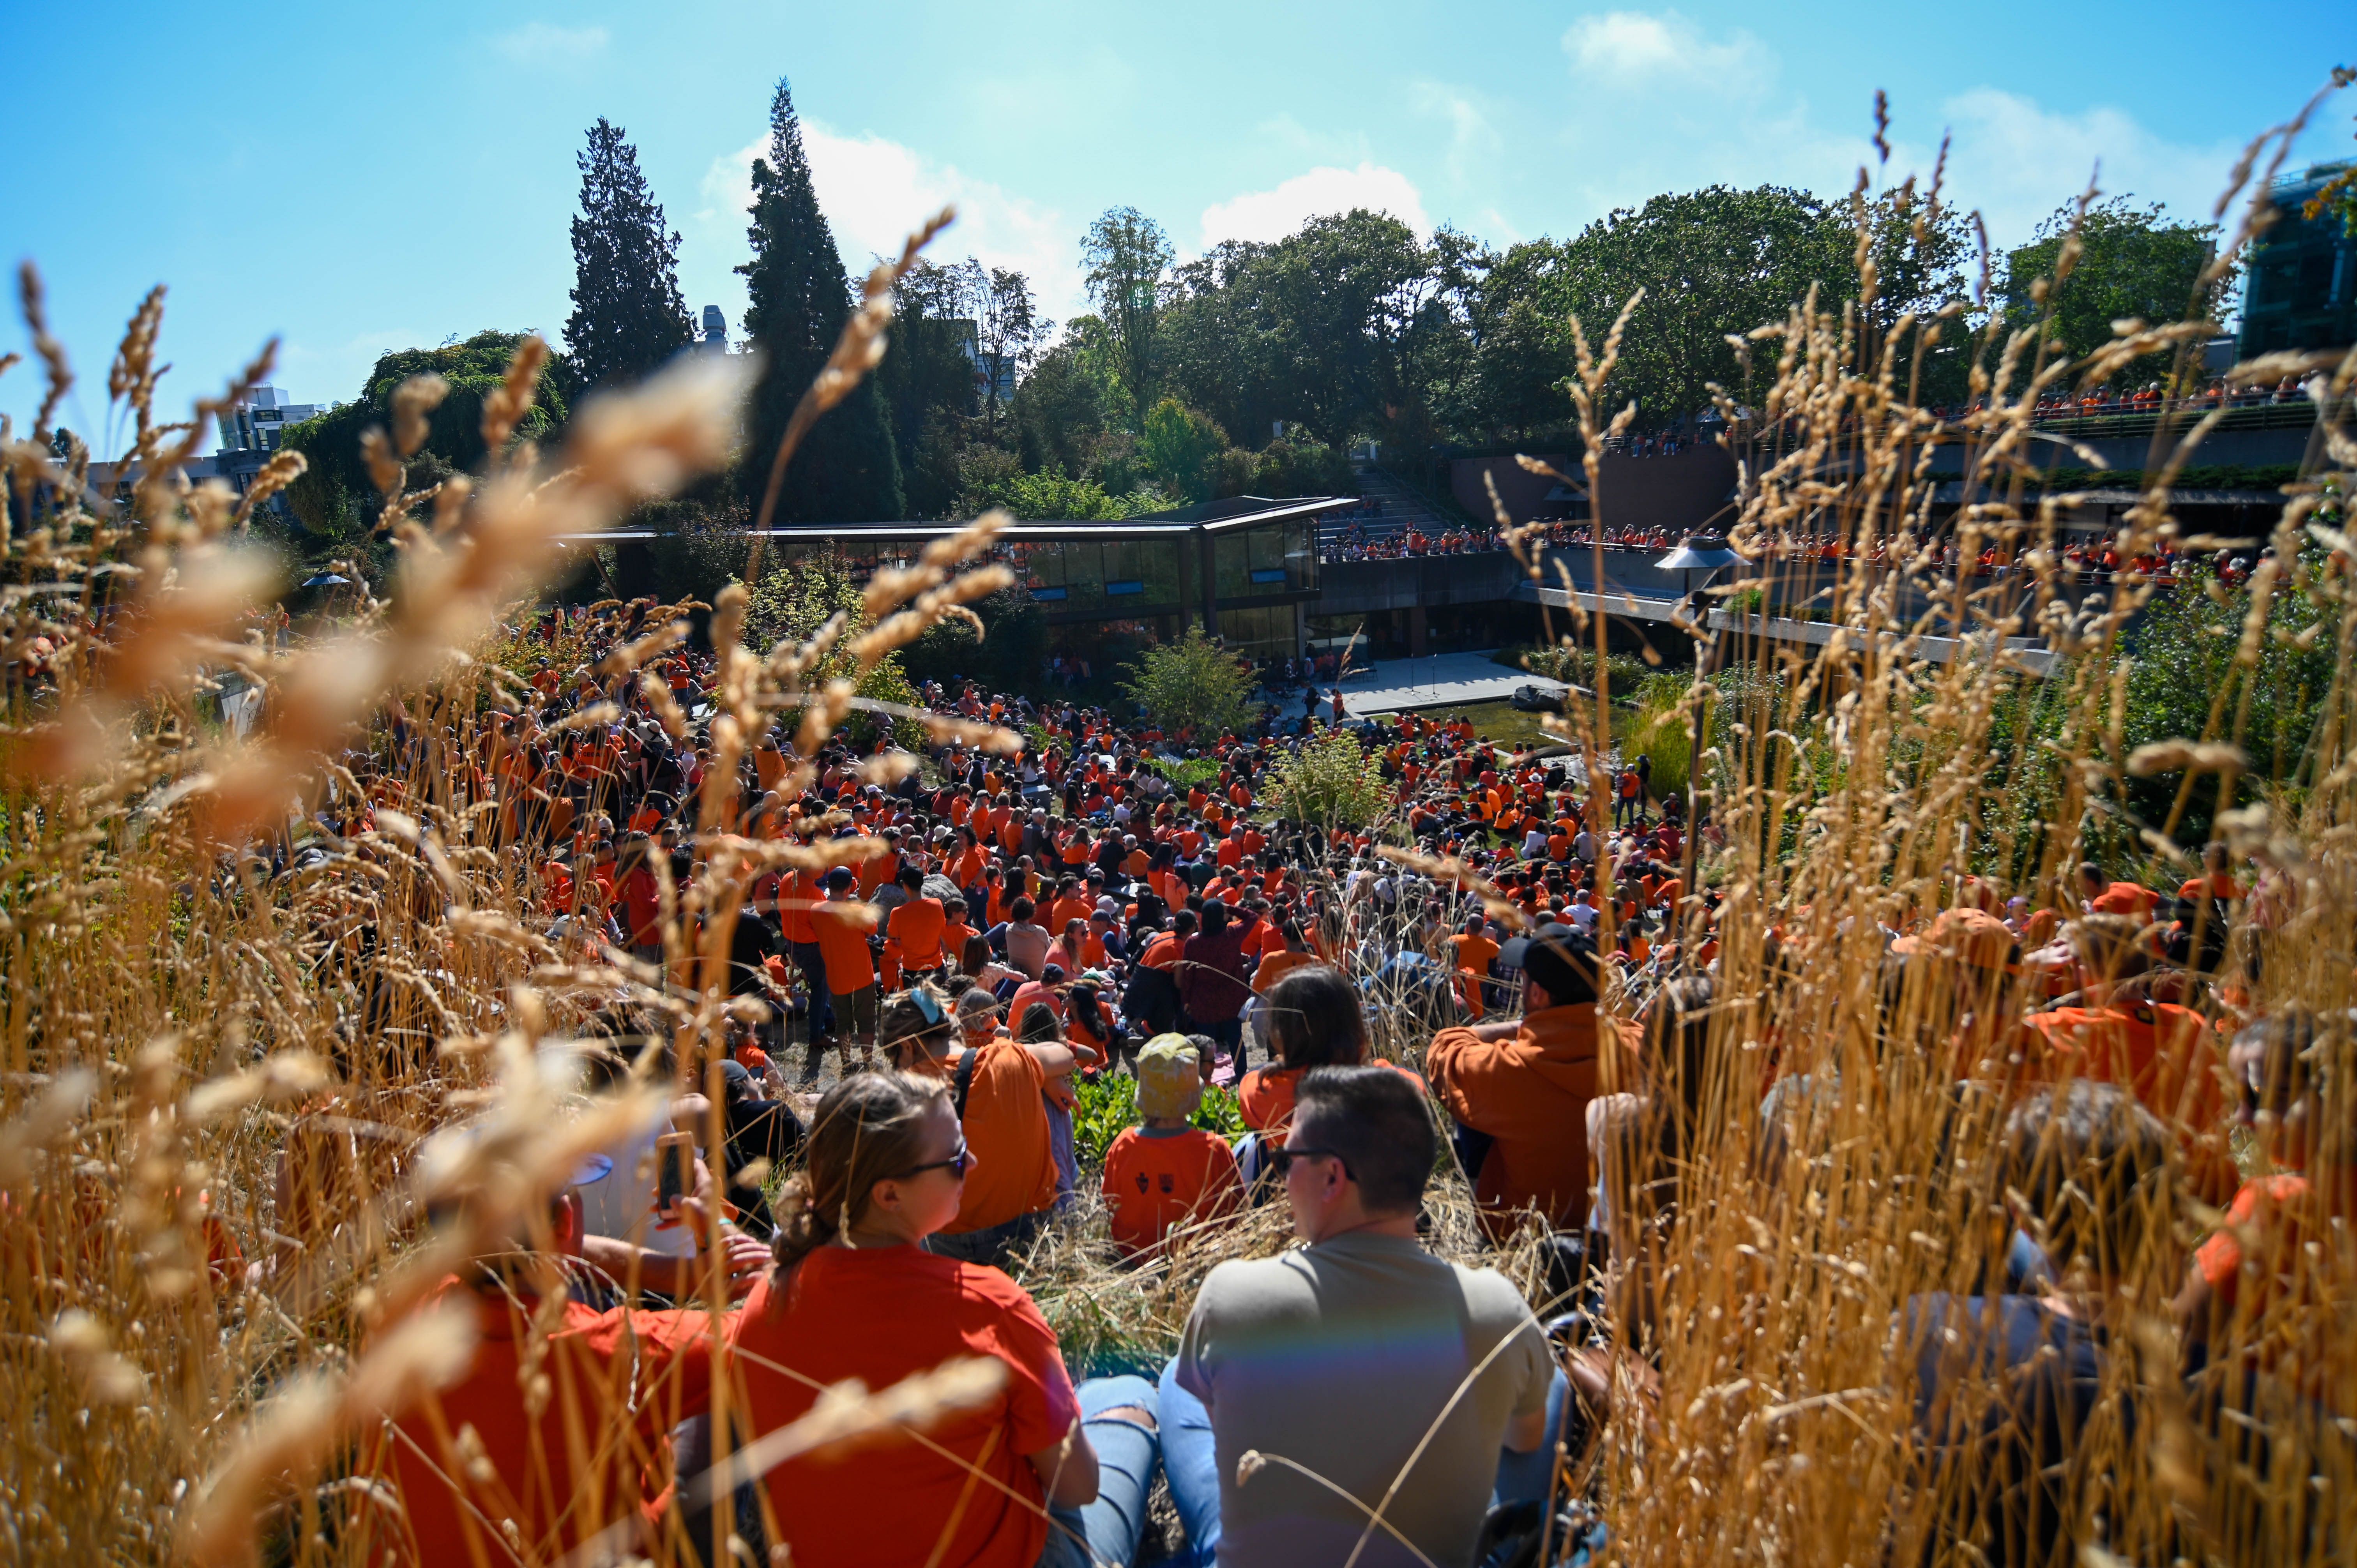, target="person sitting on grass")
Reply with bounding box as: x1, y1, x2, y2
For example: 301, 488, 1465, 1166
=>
373, 1145, 740, 1566
1906, 1080, 2175, 1568
729, 1071, 1163, 1568
1101, 1034, 1244, 1261
883, 984, 1068, 1270
1426, 923, 1642, 1243
1159, 1065, 1558, 1568
1235, 965, 1425, 1187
